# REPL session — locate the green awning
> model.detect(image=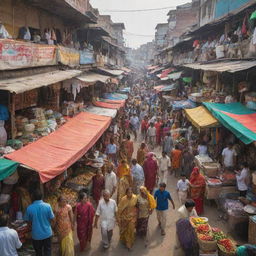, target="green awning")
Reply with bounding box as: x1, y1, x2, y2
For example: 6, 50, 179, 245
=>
203, 102, 256, 144
0, 159, 19, 181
